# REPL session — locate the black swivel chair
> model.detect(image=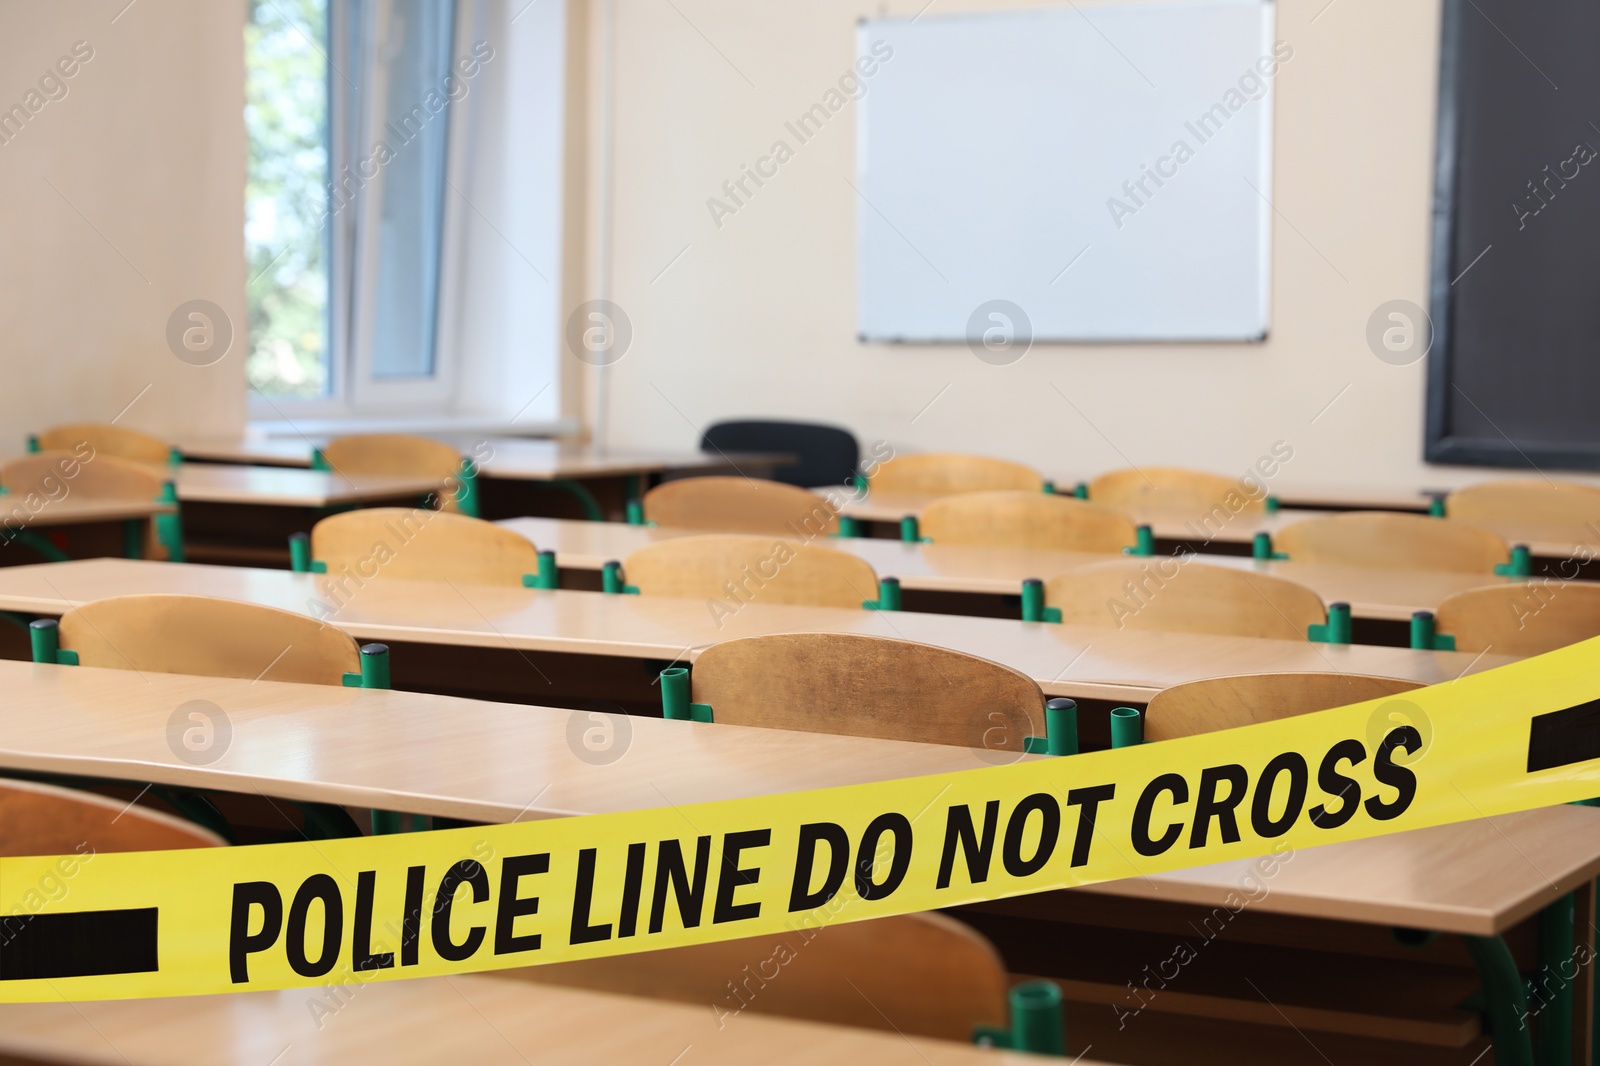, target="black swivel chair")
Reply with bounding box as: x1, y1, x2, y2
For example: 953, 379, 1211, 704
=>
699, 420, 860, 489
